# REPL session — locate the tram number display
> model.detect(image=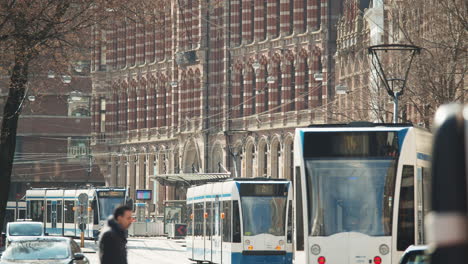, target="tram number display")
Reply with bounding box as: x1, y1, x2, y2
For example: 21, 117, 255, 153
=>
239, 184, 288, 196
97, 191, 125, 198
